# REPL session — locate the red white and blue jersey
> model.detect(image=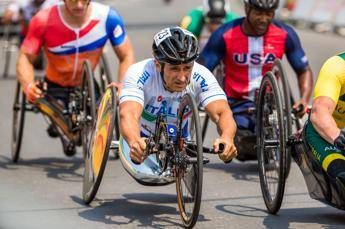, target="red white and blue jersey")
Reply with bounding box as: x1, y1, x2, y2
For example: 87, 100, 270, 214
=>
200, 17, 309, 101
21, 2, 126, 87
